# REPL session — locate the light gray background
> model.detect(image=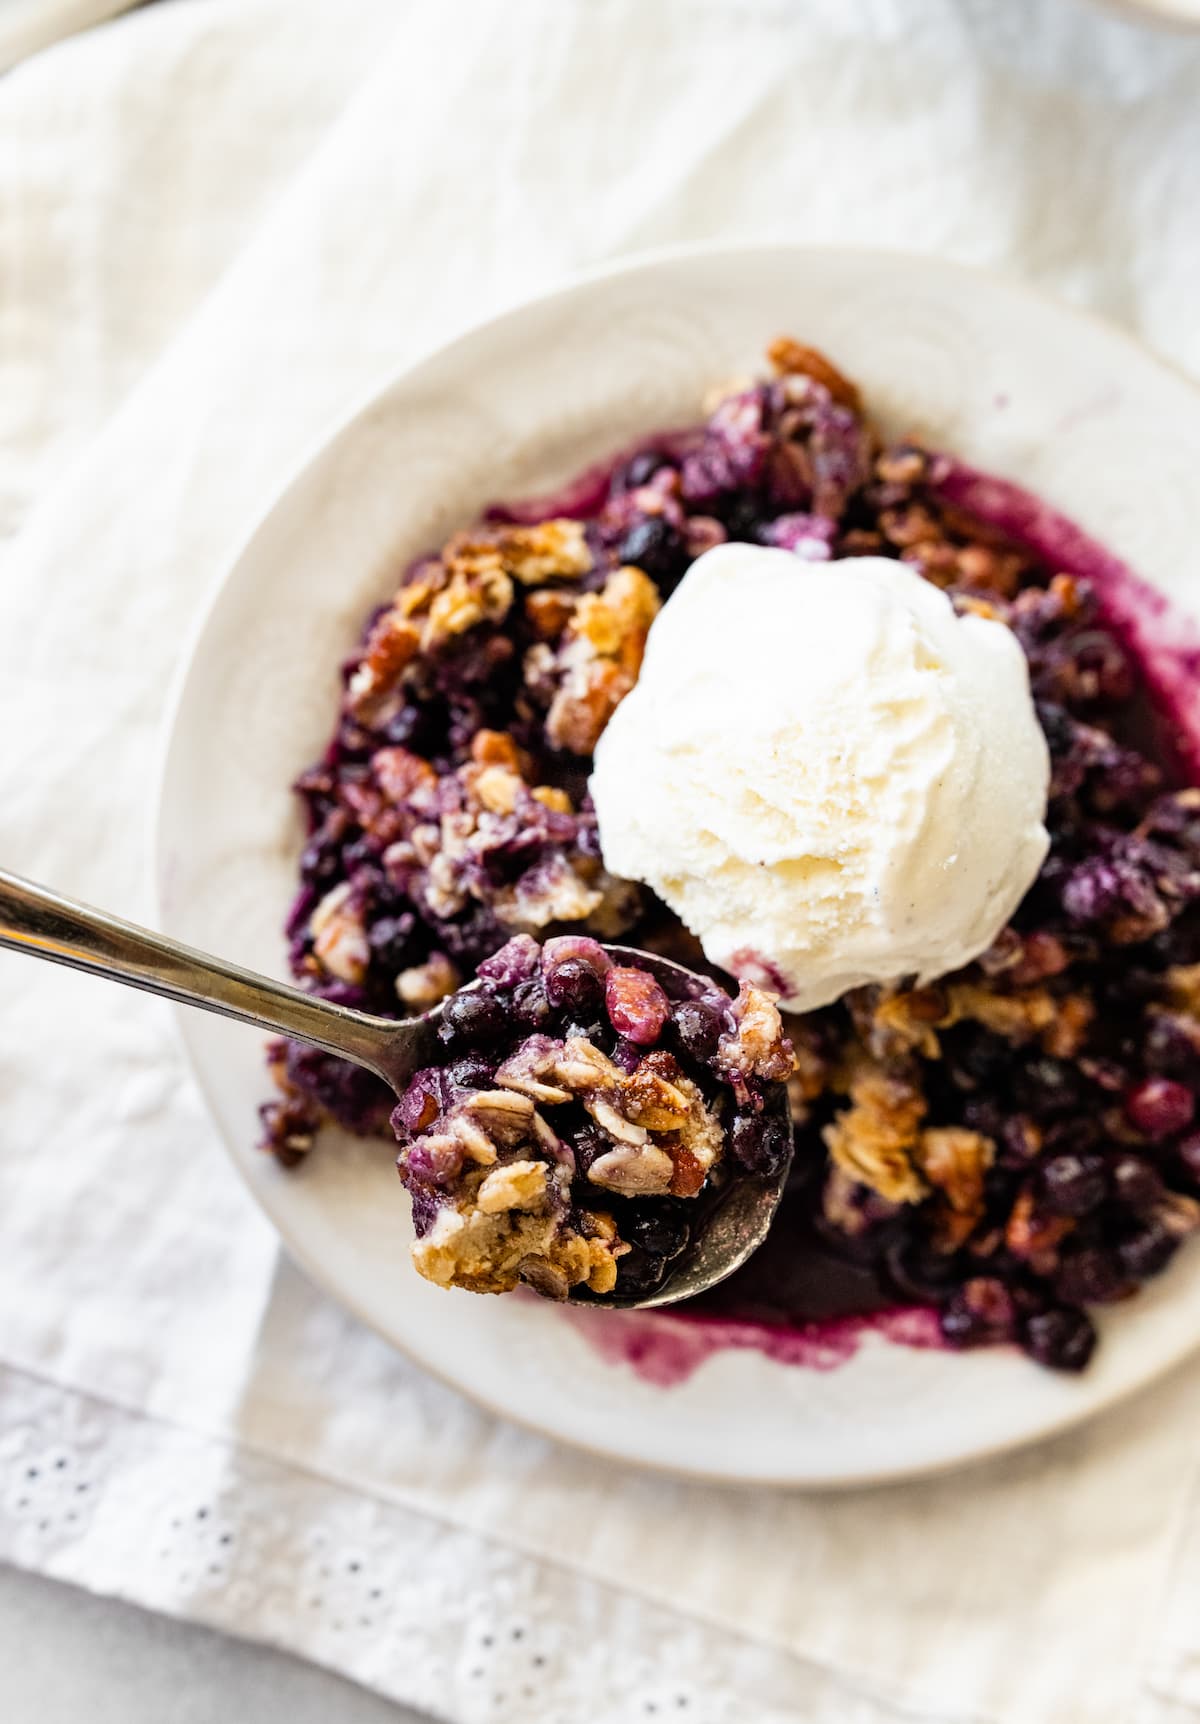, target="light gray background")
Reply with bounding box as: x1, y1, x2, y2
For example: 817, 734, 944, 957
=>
0, 1564, 434, 1723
